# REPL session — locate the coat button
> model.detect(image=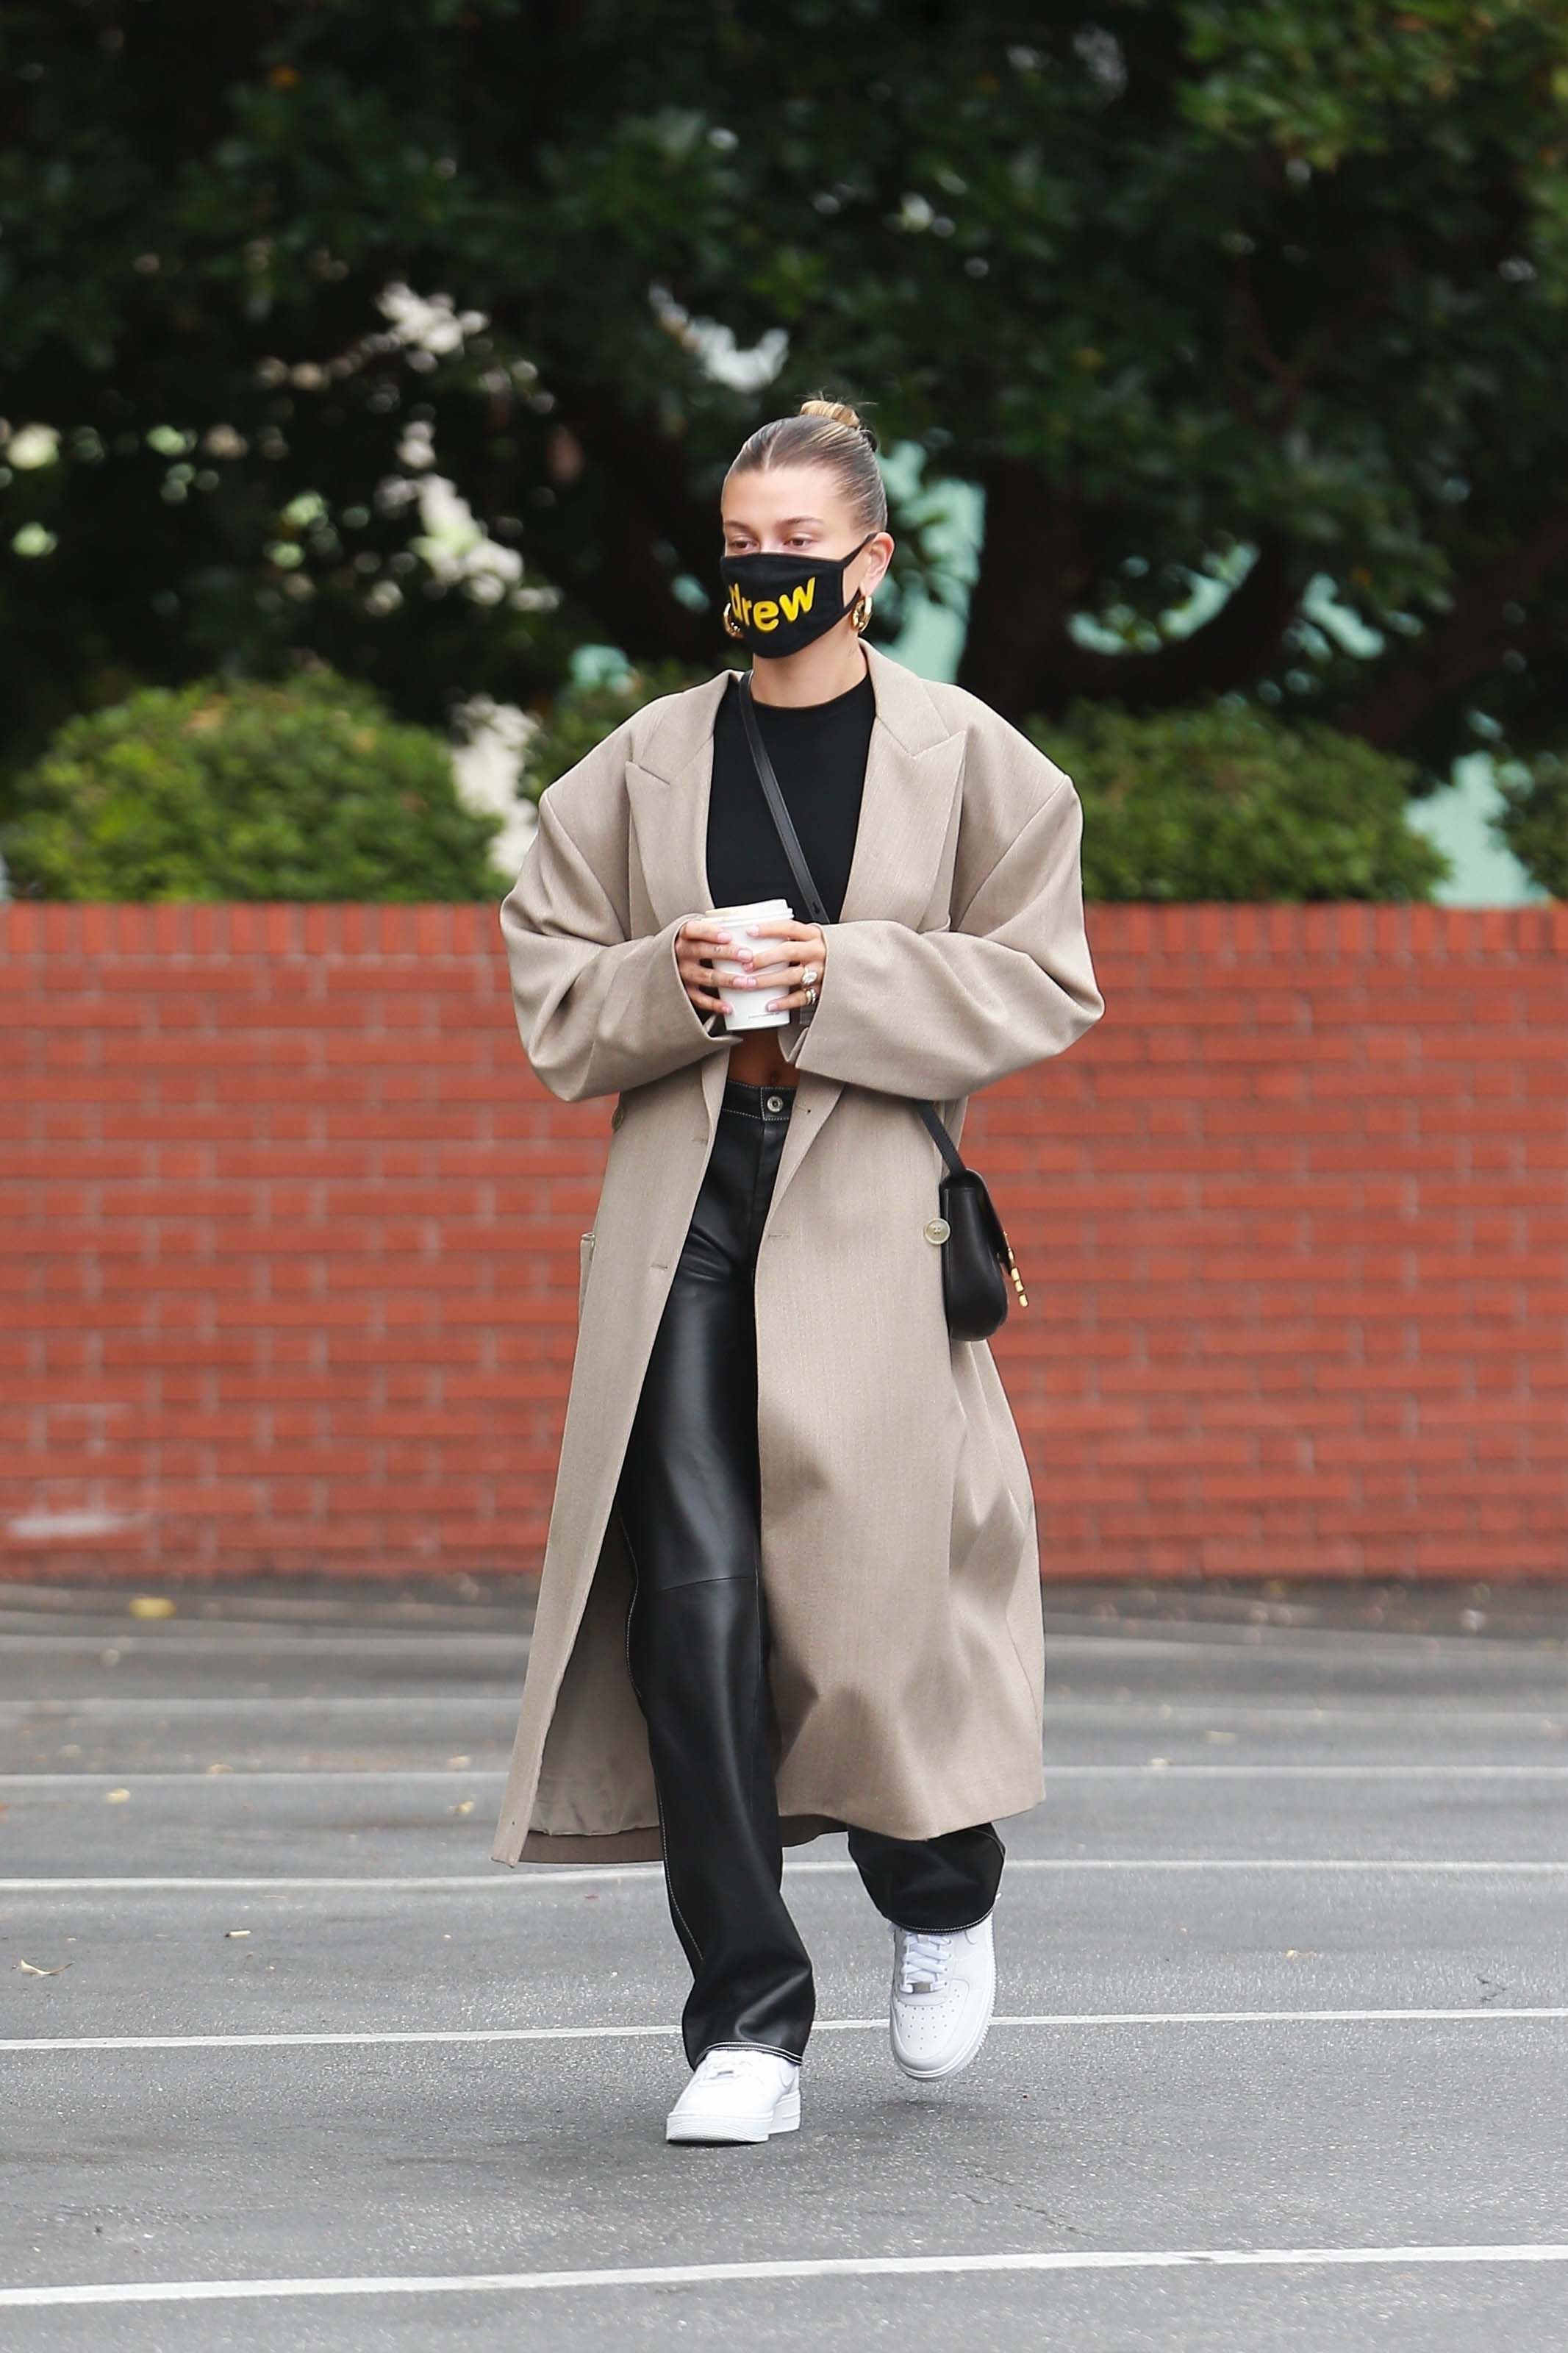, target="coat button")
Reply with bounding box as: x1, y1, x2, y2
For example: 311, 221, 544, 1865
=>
924, 1216, 951, 1244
